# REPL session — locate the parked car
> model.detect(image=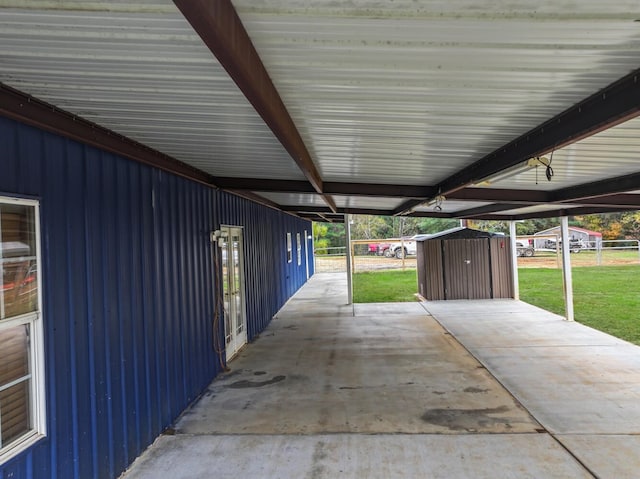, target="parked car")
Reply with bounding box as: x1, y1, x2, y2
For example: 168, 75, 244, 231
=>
515, 239, 535, 257
366, 242, 392, 256
544, 238, 584, 253
378, 243, 392, 257
388, 234, 431, 259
